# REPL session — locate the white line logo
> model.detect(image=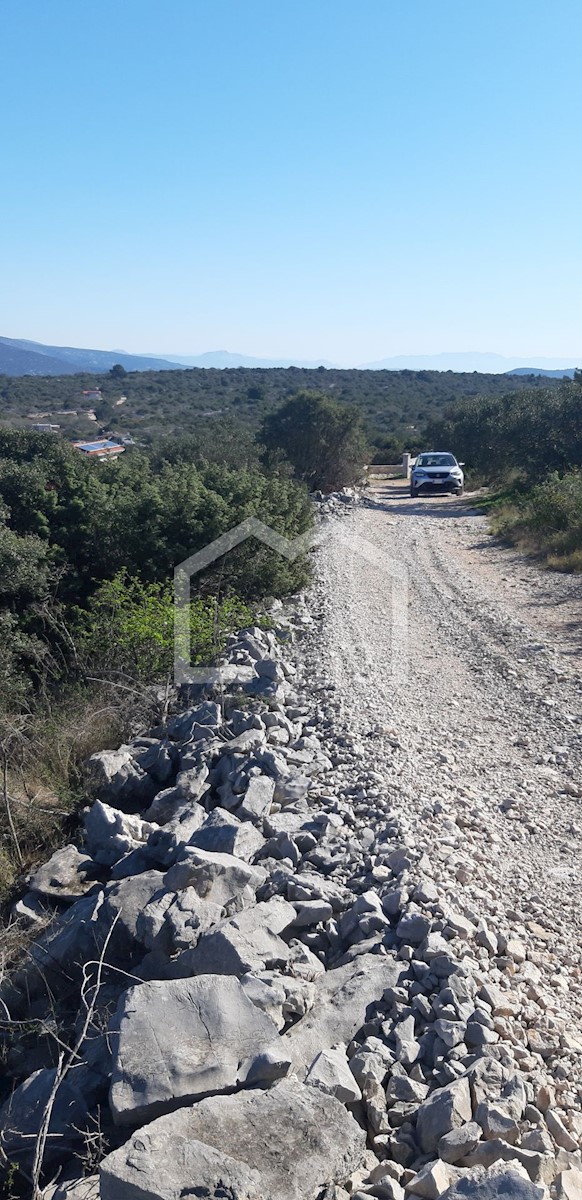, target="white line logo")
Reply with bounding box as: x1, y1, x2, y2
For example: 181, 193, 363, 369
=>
174, 518, 408, 685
